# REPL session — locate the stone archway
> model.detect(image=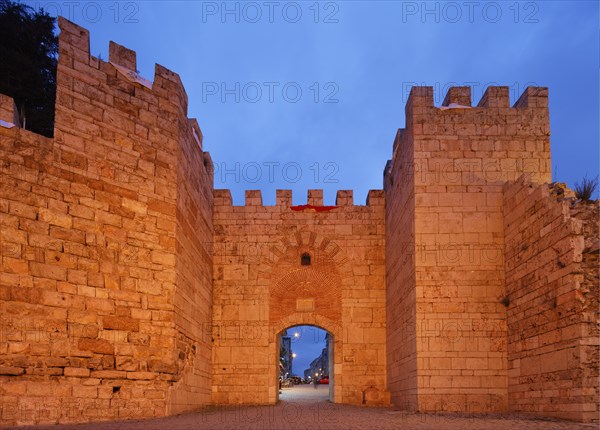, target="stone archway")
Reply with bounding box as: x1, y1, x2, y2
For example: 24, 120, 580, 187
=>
270, 315, 342, 403
261, 231, 349, 404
